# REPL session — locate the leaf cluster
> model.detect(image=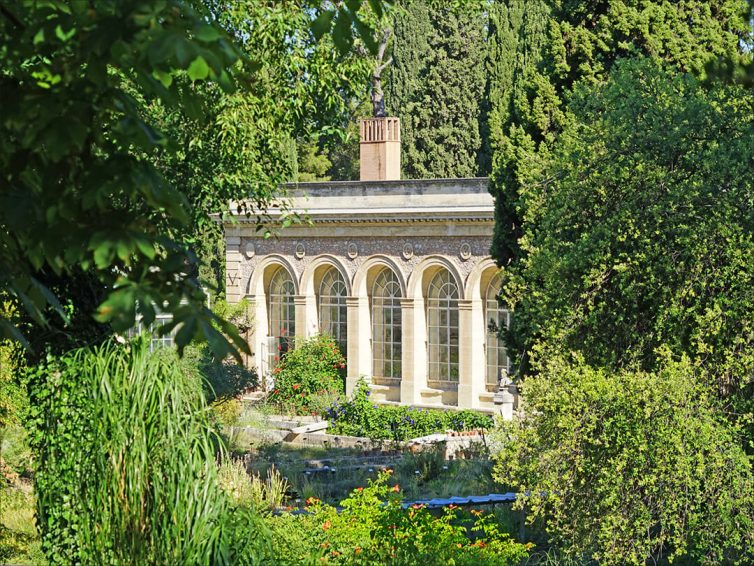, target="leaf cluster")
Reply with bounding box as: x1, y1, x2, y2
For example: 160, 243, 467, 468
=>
266, 471, 529, 564
326, 379, 493, 440
494, 350, 754, 564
